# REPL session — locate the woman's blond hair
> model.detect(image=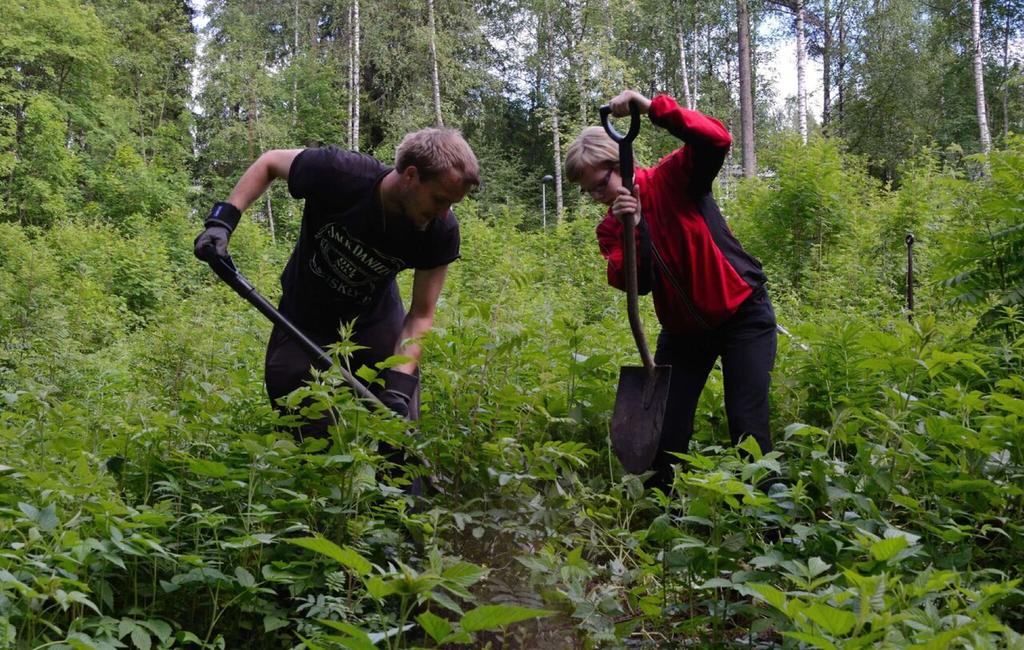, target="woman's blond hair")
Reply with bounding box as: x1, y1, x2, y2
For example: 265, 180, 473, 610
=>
565, 126, 619, 183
